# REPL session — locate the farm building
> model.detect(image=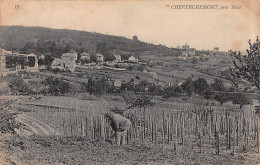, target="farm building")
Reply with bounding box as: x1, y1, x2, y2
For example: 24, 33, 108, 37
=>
96, 53, 104, 62
128, 56, 138, 63
113, 79, 122, 88
80, 52, 91, 61
165, 81, 174, 88
51, 58, 63, 70
3, 50, 39, 73
113, 54, 122, 62
51, 51, 77, 72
